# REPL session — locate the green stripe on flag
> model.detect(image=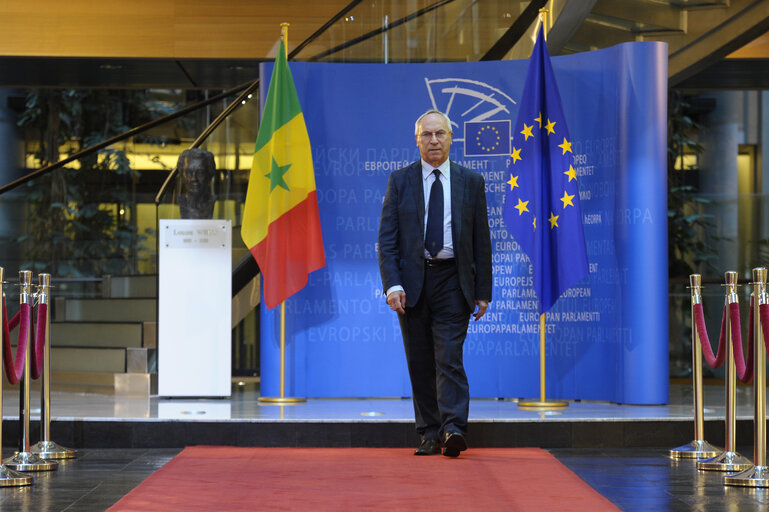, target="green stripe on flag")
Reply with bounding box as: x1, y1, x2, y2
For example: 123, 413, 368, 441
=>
254, 40, 303, 155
